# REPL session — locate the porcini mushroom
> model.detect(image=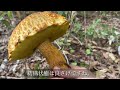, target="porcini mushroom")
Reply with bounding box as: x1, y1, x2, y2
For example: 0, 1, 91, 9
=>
8, 11, 70, 69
